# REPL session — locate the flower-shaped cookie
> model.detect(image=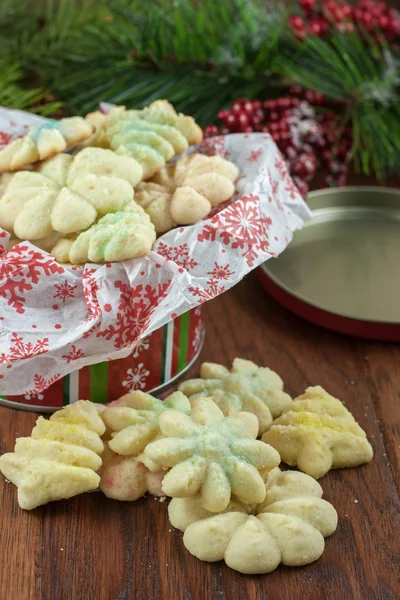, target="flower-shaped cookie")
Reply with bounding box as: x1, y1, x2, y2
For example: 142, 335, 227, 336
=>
262, 386, 373, 479
86, 101, 203, 179
0, 401, 105, 510
51, 202, 156, 264
144, 397, 280, 512
179, 358, 292, 436
135, 153, 239, 233
168, 468, 338, 574
98, 444, 165, 501
101, 390, 191, 470
0, 148, 143, 240
0, 117, 94, 172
